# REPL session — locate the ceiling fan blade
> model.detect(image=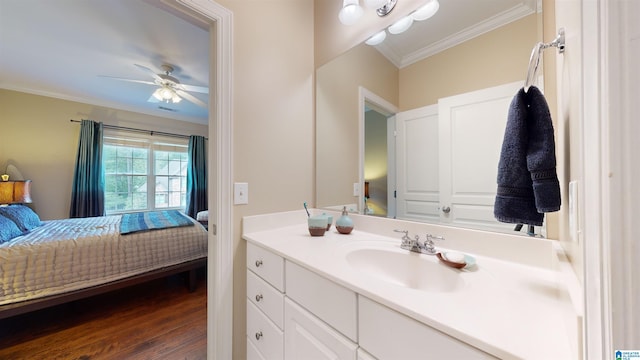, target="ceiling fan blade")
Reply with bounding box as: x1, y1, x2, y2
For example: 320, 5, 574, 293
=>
134, 64, 163, 82
176, 89, 207, 108
99, 75, 156, 86
178, 83, 209, 94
